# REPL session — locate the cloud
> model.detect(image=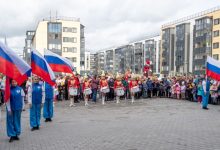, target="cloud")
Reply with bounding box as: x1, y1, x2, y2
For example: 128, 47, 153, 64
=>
0, 0, 219, 51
